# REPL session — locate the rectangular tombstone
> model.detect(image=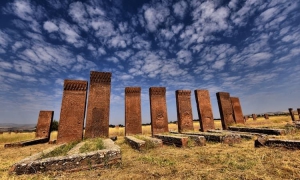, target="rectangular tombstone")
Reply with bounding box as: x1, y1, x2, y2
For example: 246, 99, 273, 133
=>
85, 71, 112, 138
289, 108, 295, 121
125, 87, 142, 136
149, 87, 169, 136
35, 111, 54, 139
176, 90, 194, 133
264, 114, 269, 119
194, 89, 215, 132
244, 116, 248, 121
57, 80, 88, 144
230, 97, 245, 124
216, 92, 235, 130
252, 114, 257, 120
298, 108, 300, 120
